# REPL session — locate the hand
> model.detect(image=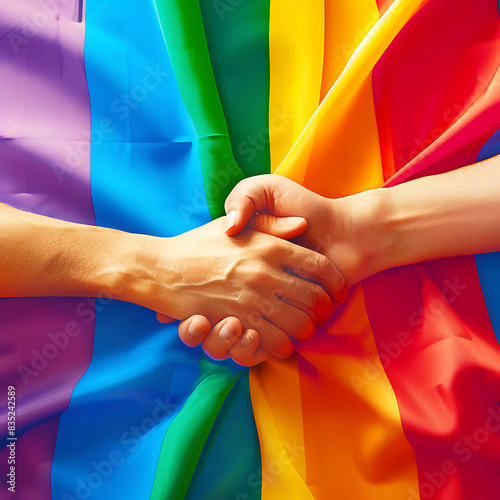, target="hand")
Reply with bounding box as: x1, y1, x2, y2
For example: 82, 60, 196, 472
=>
174, 175, 388, 364
161, 314, 270, 366
223, 174, 387, 286
134, 217, 348, 362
